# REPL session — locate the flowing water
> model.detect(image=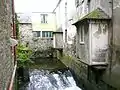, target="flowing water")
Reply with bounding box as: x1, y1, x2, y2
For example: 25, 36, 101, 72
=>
18, 59, 82, 90
20, 69, 81, 90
